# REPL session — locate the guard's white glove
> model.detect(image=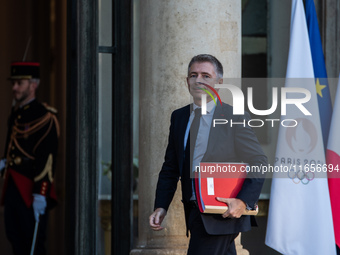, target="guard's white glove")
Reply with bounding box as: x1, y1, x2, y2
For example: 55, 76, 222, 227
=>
0, 159, 6, 173
32, 194, 47, 222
